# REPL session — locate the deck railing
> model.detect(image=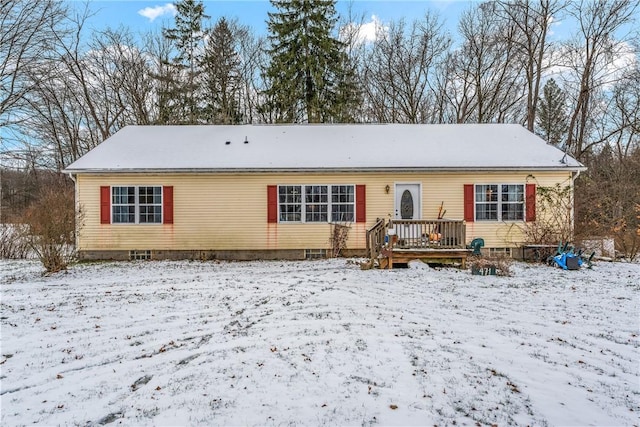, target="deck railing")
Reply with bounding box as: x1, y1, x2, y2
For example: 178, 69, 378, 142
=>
389, 219, 466, 249
365, 218, 386, 260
